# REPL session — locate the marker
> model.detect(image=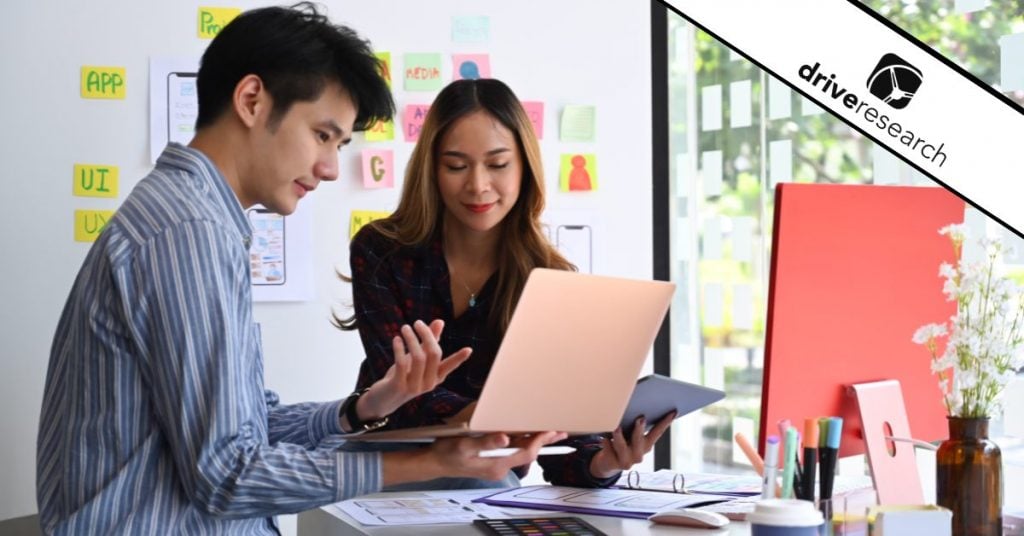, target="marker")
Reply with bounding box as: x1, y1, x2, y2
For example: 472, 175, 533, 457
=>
819, 417, 843, 502
734, 432, 765, 476
478, 446, 576, 458
802, 418, 819, 501
781, 426, 798, 499
762, 435, 780, 499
